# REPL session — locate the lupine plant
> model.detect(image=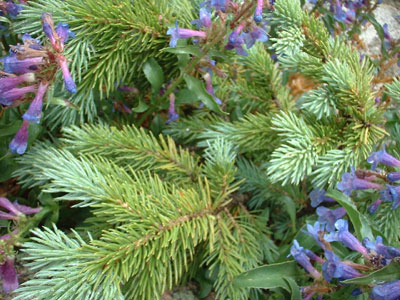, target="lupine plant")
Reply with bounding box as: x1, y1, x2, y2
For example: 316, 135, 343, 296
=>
1, 0, 400, 299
